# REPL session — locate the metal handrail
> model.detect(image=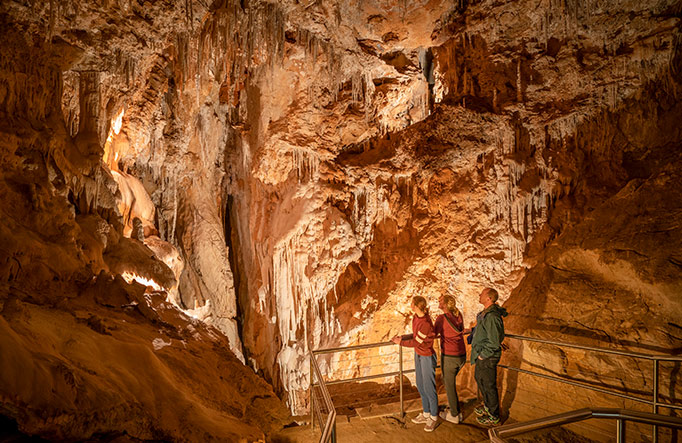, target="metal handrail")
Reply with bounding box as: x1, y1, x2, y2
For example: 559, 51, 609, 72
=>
505, 334, 682, 361
309, 347, 337, 443
310, 341, 440, 418
488, 408, 682, 443
312, 341, 414, 387
308, 332, 681, 442
501, 334, 682, 442
312, 340, 409, 418
313, 341, 393, 355
311, 339, 442, 418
